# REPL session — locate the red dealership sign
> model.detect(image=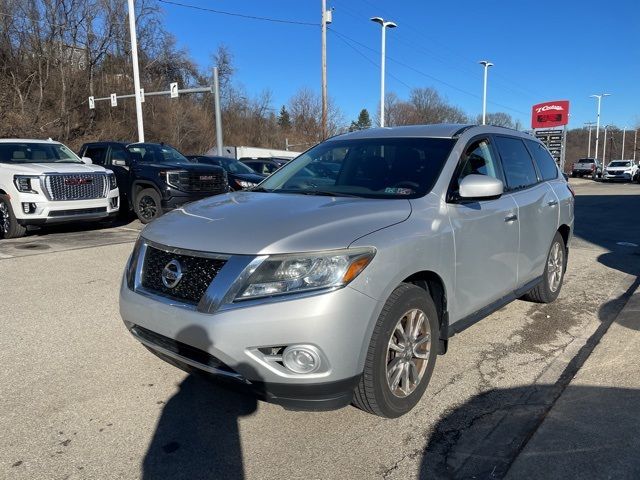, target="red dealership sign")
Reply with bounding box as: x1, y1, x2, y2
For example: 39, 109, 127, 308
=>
531, 100, 570, 129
